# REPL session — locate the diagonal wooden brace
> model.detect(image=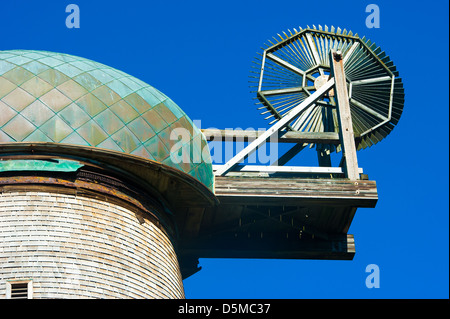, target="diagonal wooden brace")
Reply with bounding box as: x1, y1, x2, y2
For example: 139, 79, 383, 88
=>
215, 77, 335, 176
